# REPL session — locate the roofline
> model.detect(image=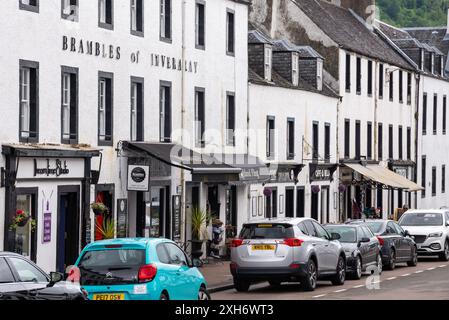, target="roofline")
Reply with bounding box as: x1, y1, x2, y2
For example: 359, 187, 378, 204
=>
374, 25, 419, 70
